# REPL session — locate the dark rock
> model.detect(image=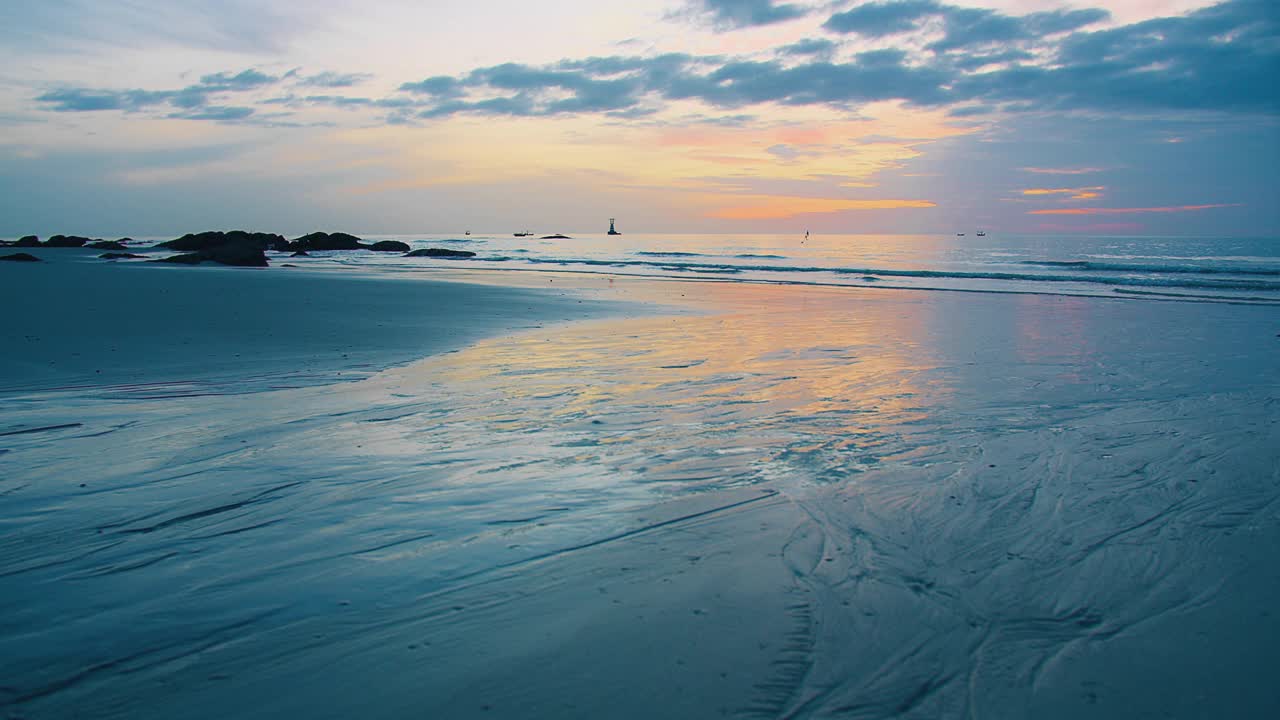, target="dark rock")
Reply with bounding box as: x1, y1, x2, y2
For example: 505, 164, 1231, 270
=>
15, 235, 40, 247
87, 240, 127, 250
46, 235, 91, 247
117, 237, 135, 244
404, 248, 477, 258
151, 231, 277, 266
290, 250, 310, 257
0, 252, 42, 262
154, 243, 268, 267
540, 234, 571, 239
288, 231, 367, 251
369, 240, 411, 252
159, 230, 290, 252
205, 244, 268, 266
100, 252, 148, 260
